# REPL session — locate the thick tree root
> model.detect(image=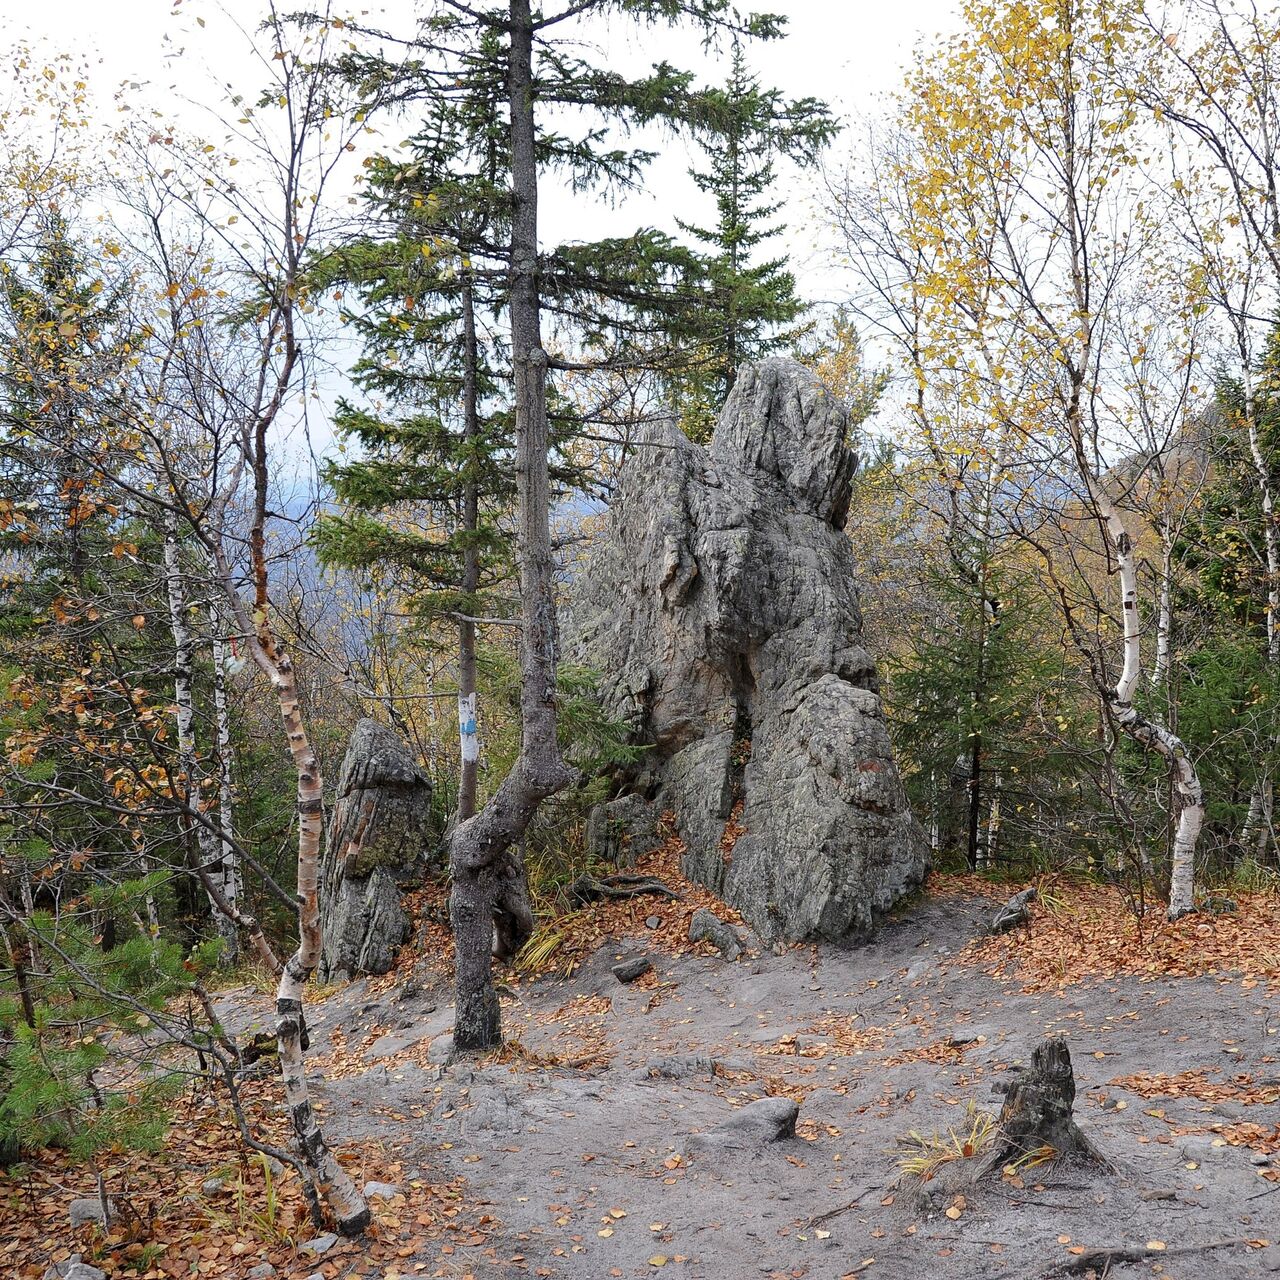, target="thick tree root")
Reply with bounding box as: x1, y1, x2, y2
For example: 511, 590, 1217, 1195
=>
568, 873, 682, 907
